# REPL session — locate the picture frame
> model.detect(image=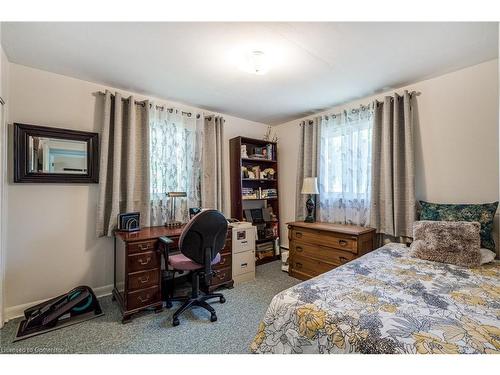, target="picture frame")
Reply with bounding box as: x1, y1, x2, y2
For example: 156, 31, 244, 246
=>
118, 212, 140, 232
